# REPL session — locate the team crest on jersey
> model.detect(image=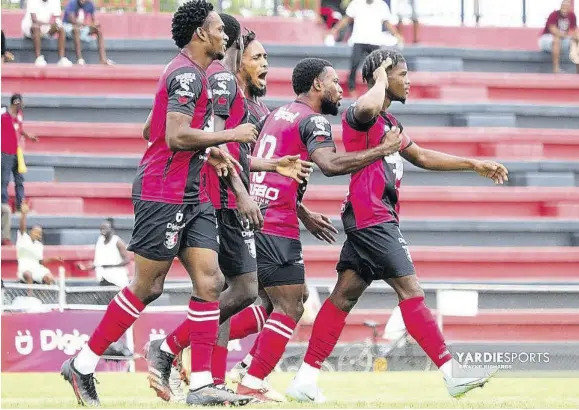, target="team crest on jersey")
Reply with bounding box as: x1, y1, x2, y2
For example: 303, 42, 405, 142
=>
165, 231, 179, 249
